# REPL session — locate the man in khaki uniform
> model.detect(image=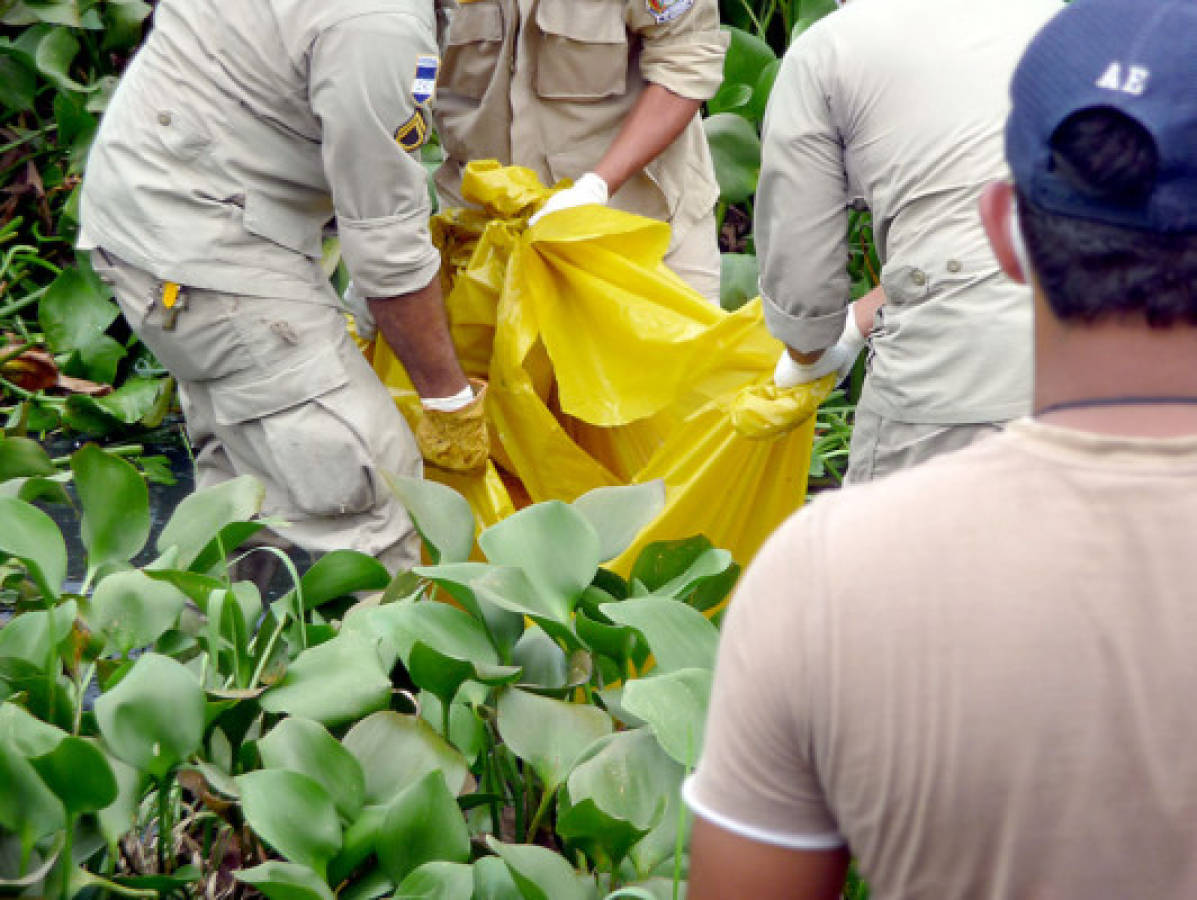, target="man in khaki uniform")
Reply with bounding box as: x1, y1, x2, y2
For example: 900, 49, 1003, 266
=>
760, 0, 1061, 482
432, 0, 728, 302
686, 1, 1197, 895
80, 0, 484, 572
